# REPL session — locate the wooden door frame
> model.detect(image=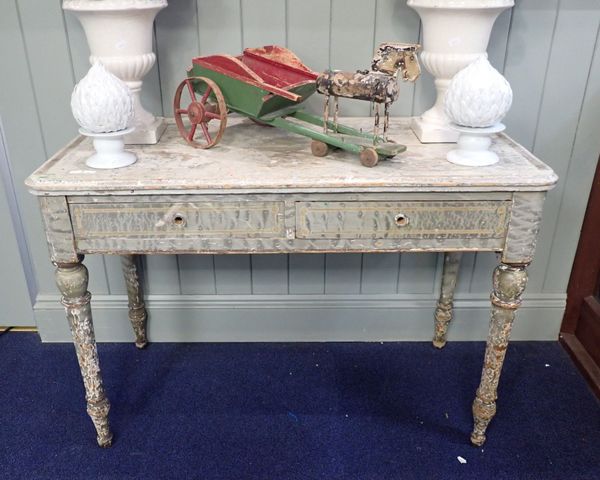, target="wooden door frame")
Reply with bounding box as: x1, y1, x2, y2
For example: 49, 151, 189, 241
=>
560, 154, 600, 399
